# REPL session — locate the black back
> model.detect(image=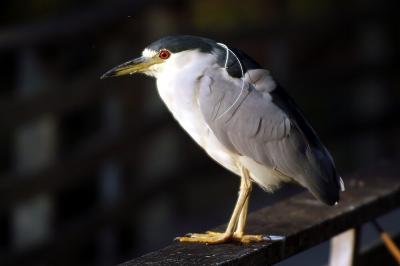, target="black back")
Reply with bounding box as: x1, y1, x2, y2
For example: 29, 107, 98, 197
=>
146, 35, 262, 78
